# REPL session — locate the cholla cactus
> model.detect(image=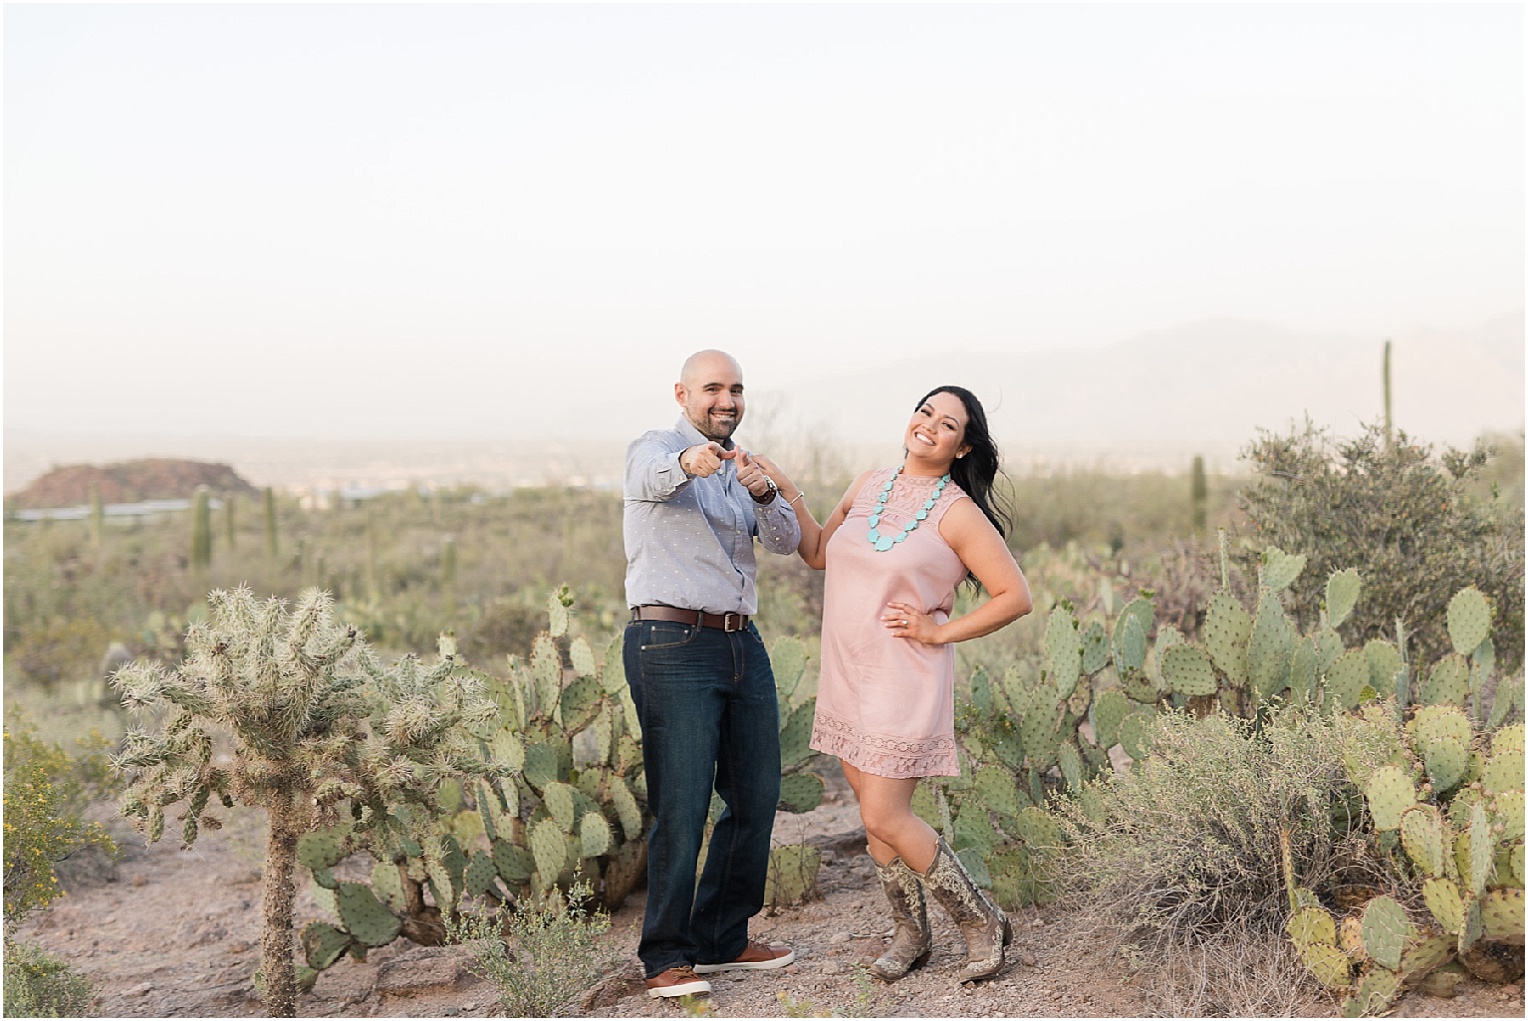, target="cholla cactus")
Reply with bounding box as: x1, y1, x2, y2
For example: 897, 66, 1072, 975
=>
111, 586, 498, 1018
